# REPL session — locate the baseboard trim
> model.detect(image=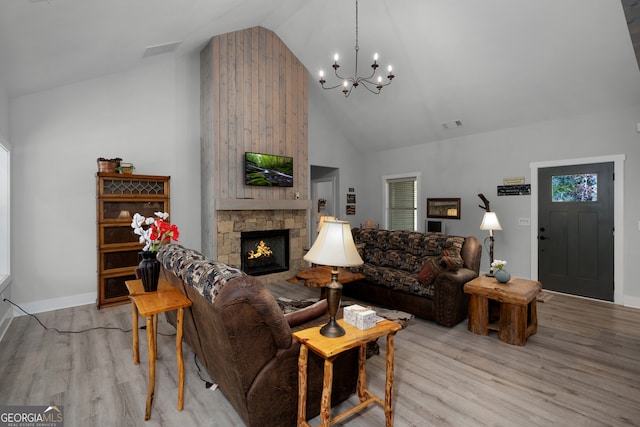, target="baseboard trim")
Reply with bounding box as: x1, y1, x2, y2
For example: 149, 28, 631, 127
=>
12, 292, 97, 316
623, 295, 640, 309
